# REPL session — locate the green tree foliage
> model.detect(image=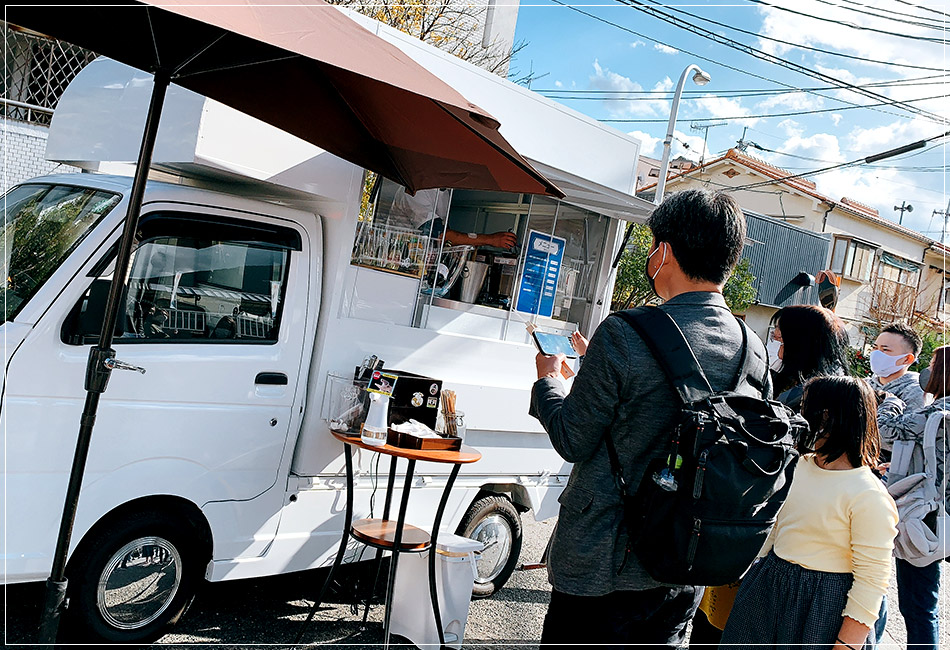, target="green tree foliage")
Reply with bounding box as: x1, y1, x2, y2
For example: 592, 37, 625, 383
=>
912, 326, 947, 373
610, 223, 758, 313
